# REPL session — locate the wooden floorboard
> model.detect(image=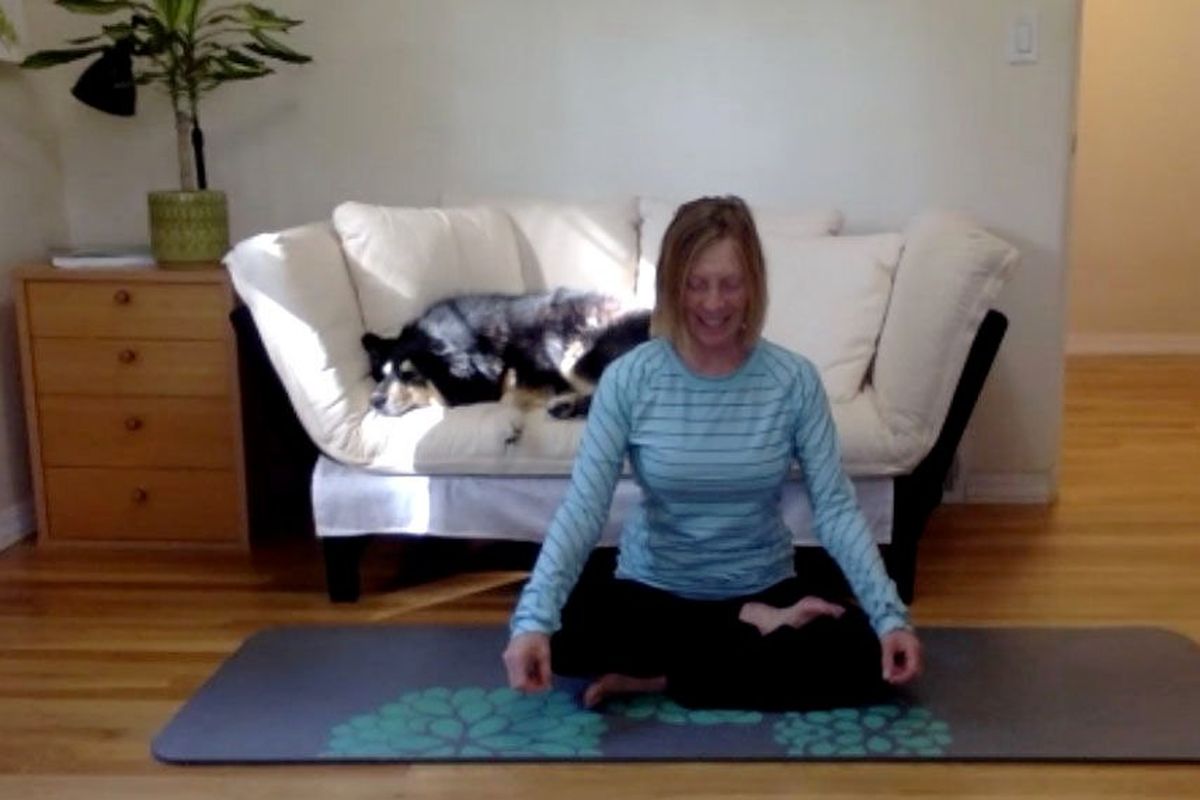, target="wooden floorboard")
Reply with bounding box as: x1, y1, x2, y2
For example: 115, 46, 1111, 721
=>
2, 355, 1198, 798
